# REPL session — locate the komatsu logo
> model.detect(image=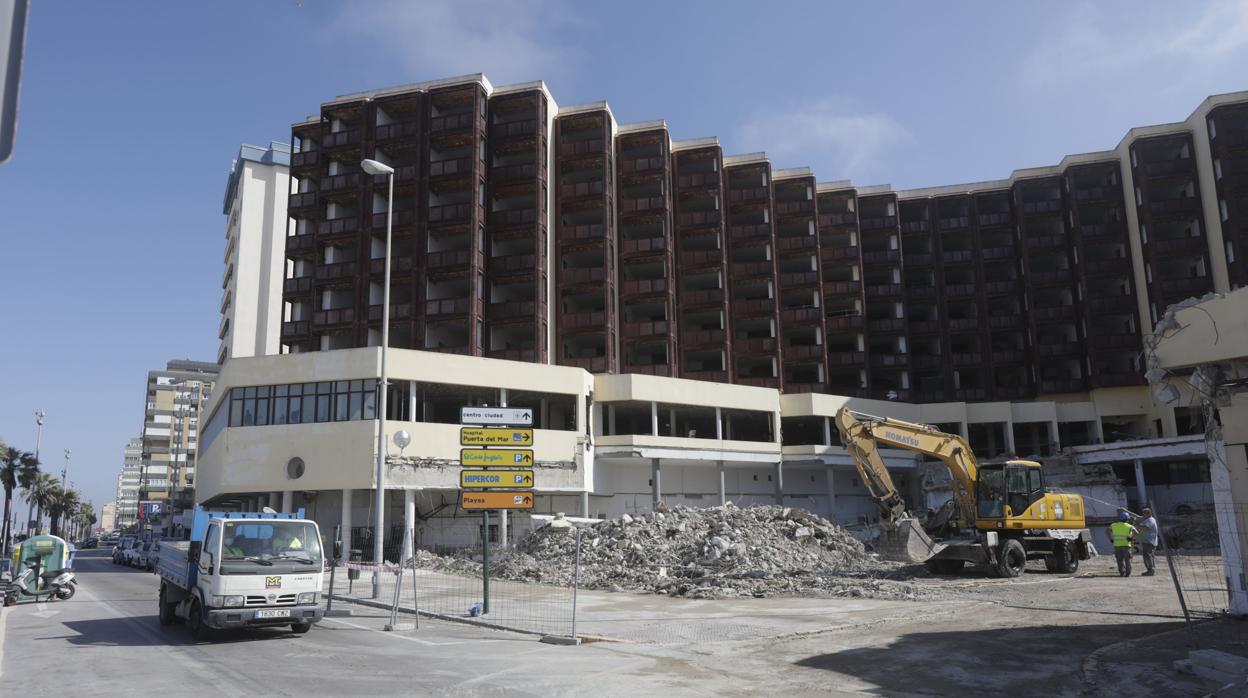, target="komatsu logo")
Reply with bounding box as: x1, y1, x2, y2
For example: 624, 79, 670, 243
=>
883, 431, 921, 447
